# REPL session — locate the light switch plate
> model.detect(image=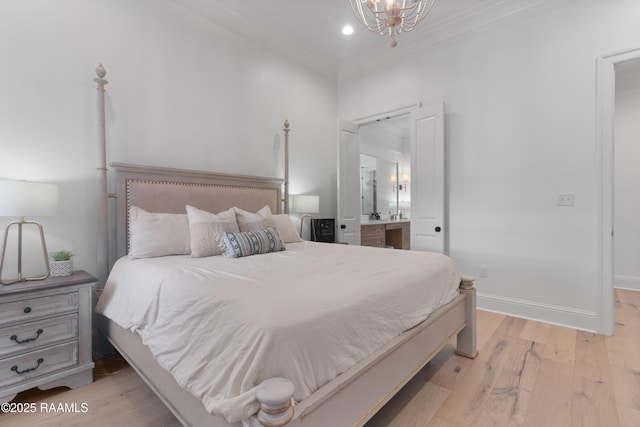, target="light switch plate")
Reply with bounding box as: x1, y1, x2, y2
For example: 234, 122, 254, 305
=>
558, 193, 575, 206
